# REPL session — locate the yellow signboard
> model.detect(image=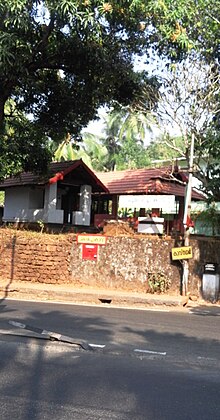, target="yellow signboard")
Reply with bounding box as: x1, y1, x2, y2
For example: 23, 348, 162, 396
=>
171, 246, 193, 260
77, 234, 107, 246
